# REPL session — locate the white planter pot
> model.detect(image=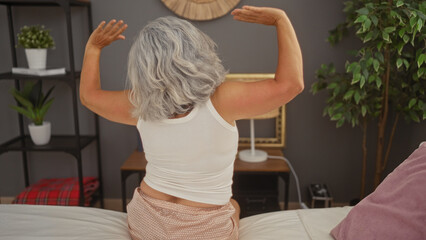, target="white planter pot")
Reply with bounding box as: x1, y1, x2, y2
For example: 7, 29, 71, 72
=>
25, 48, 47, 70
28, 121, 51, 145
